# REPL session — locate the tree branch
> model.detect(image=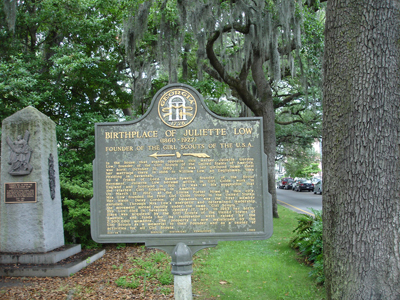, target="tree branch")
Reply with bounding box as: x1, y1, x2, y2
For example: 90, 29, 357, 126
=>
205, 23, 262, 114
274, 92, 302, 109
275, 119, 305, 126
